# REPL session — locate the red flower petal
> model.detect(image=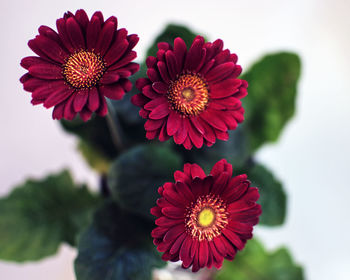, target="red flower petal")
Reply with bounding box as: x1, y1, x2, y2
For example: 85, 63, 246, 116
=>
108, 51, 137, 70
188, 120, 204, 148
66, 17, 85, 50
163, 225, 185, 243
205, 62, 235, 83
38, 26, 62, 47
79, 108, 93, 121
222, 228, 245, 250
151, 226, 168, 239
174, 171, 191, 185
63, 93, 76, 120
86, 15, 101, 50
165, 50, 179, 80
30, 35, 68, 63
147, 68, 161, 82
199, 241, 209, 268
99, 84, 125, 100
96, 92, 108, 116
28, 62, 63, 80
73, 90, 89, 112
100, 71, 120, 84
144, 97, 167, 111
152, 81, 168, 94
167, 111, 181, 136
173, 119, 187, 144
162, 207, 185, 219
95, 21, 115, 56
200, 110, 228, 131
104, 39, 129, 67
144, 119, 164, 131
173, 37, 187, 70
210, 79, 242, 99
43, 85, 73, 108
155, 217, 183, 227
74, 9, 89, 30
149, 102, 170, 120
127, 34, 139, 51
56, 18, 75, 53
52, 101, 65, 120
169, 232, 186, 255
184, 36, 205, 71
180, 236, 194, 268
87, 87, 100, 112
157, 61, 171, 83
